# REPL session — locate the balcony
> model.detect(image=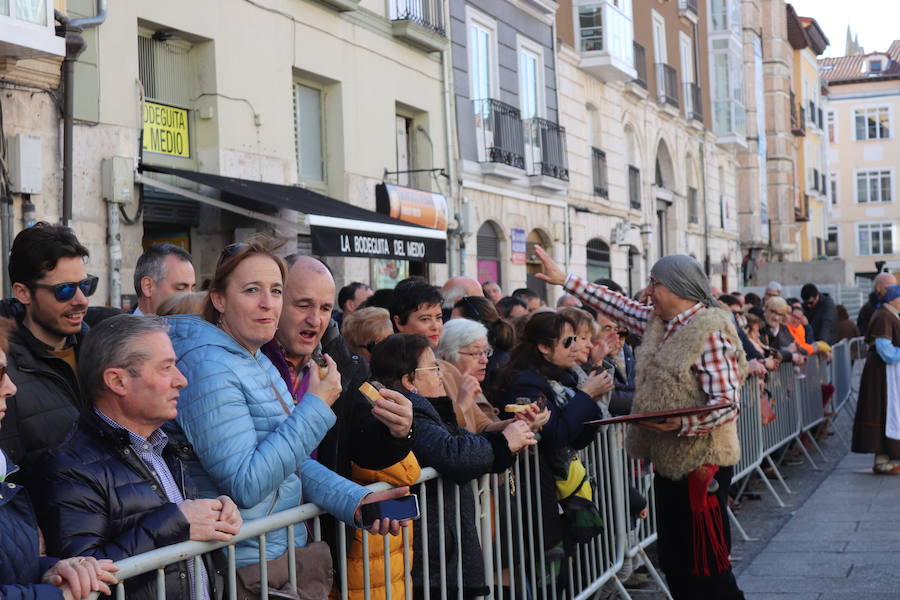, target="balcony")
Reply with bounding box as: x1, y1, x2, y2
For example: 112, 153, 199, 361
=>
628, 165, 641, 209
685, 82, 703, 123
390, 0, 447, 52
792, 104, 806, 136
576, 1, 637, 83
473, 98, 525, 179
655, 63, 679, 109
525, 118, 569, 191
678, 0, 699, 24
1, 0, 65, 59
592, 147, 608, 198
